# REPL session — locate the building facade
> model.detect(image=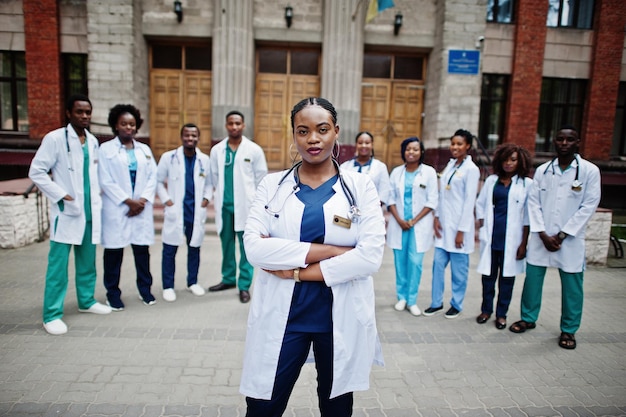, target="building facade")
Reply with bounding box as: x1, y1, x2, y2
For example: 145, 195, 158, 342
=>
1, 0, 625, 206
